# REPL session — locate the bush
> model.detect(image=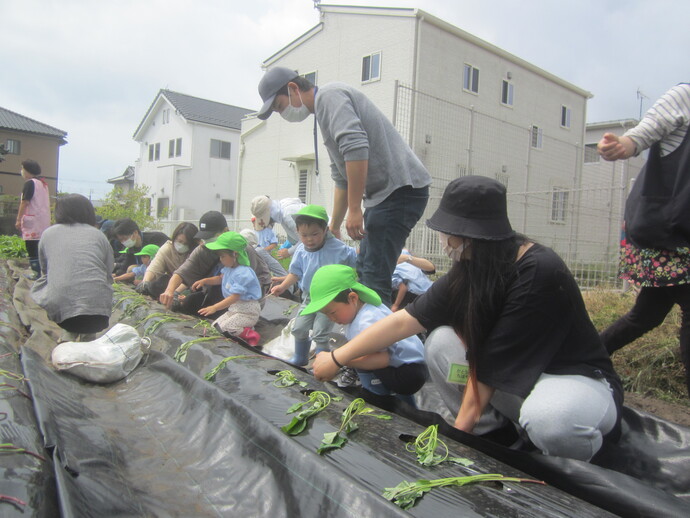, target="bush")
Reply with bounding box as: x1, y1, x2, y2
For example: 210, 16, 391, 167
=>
0, 234, 27, 258
583, 289, 688, 405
